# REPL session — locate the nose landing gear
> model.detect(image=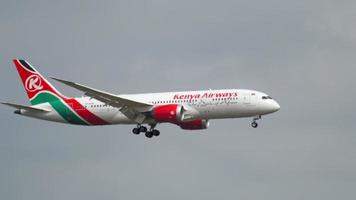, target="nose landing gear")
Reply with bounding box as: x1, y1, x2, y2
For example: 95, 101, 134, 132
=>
251, 115, 261, 128
132, 124, 160, 138
251, 121, 258, 128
